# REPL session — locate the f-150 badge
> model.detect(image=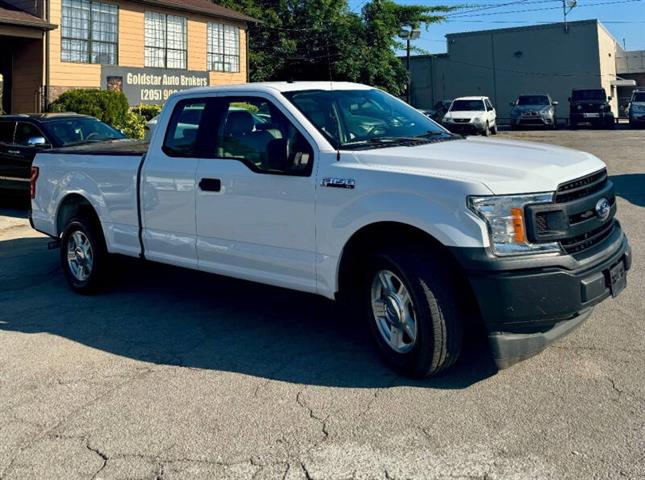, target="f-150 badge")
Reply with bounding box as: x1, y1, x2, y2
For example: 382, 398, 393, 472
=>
321, 177, 356, 189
